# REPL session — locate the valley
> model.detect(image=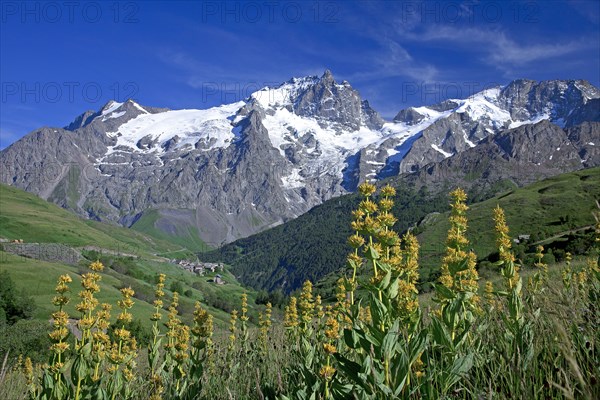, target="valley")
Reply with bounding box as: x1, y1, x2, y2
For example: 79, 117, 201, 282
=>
0, 183, 263, 330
